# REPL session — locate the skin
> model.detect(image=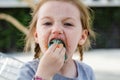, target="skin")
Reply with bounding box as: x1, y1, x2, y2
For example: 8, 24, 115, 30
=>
34, 1, 88, 79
